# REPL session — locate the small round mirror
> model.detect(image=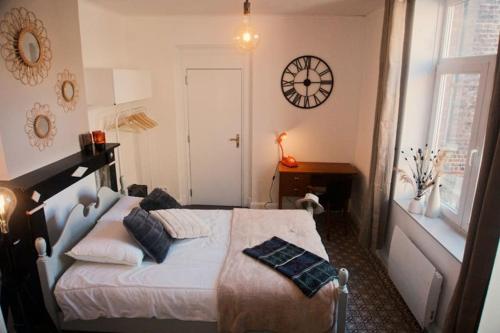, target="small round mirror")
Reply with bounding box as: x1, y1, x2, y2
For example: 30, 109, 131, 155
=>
34, 115, 50, 138
62, 81, 75, 102
18, 29, 41, 65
